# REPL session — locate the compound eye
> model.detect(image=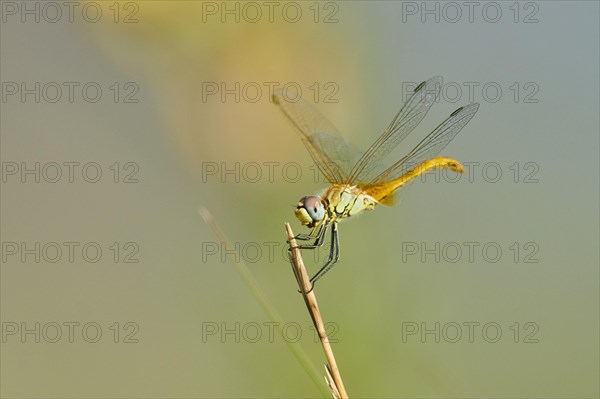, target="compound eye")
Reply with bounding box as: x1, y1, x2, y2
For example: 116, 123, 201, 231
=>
299, 196, 325, 222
